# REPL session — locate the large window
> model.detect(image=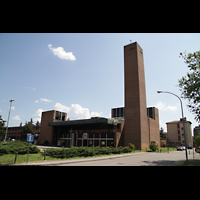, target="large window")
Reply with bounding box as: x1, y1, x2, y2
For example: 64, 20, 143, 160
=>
55, 111, 66, 121
147, 107, 155, 119
76, 132, 114, 147
112, 107, 125, 118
